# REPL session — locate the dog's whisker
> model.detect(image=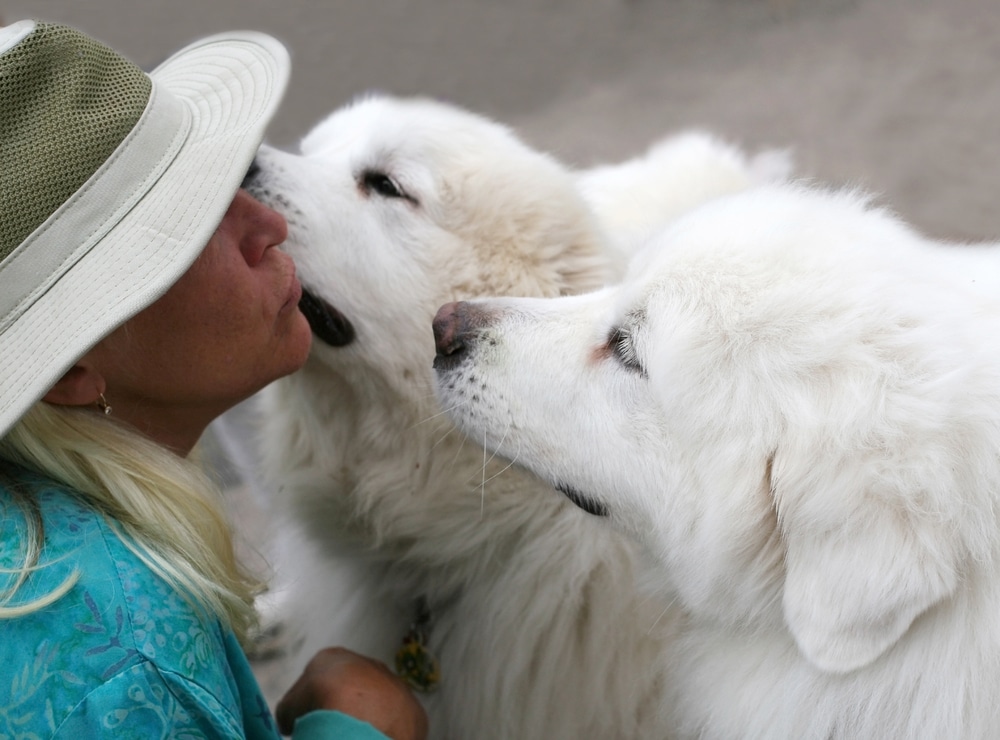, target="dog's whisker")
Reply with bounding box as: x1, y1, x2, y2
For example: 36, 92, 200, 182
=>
481, 423, 511, 472
646, 595, 680, 635
429, 414, 459, 450
481, 440, 488, 520
448, 428, 469, 470
475, 423, 515, 519
412, 399, 467, 428
430, 424, 457, 452
481, 453, 518, 487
